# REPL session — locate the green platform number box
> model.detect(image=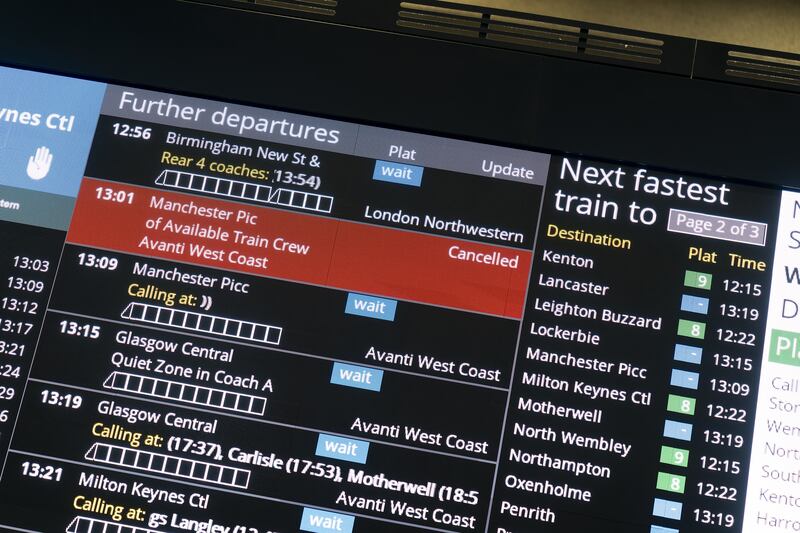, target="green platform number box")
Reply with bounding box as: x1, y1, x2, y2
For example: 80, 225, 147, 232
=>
684, 270, 712, 290
769, 329, 800, 367
678, 319, 706, 340
667, 394, 696, 415
660, 446, 689, 468
656, 472, 686, 494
